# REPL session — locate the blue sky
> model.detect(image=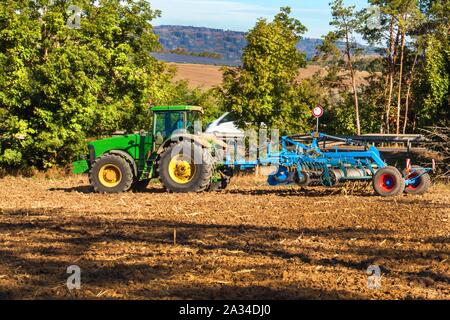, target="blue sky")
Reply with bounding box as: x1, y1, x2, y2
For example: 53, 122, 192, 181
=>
150, 0, 369, 39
